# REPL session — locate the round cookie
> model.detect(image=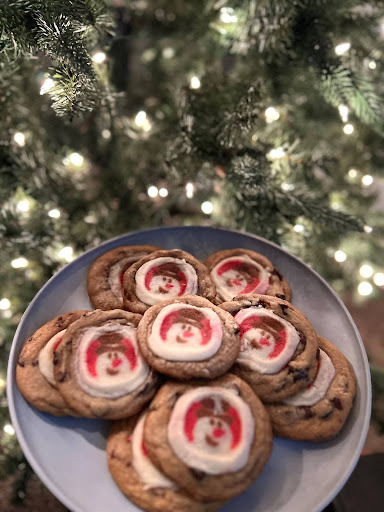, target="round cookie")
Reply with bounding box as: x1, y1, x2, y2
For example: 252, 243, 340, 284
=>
137, 296, 240, 380
53, 309, 159, 419
204, 248, 291, 303
265, 336, 357, 441
107, 413, 222, 512
16, 310, 89, 416
87, 245, 161, 310
143, 374, 273, 502
220, 295, 319, 402
123, 249, 216, 314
